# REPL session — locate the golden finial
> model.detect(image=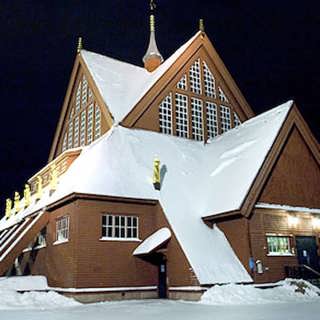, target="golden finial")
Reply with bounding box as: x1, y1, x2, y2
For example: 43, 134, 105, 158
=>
24, 184, 31, 208
36, 176, 43, 201
77, 37, 83, 53
49, 164, 58, 193
150, 14, 155, 32
14, 192, 20, 214
153, 157, 161, 190
199, 18, 205, 32
5, 199, 12, 219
